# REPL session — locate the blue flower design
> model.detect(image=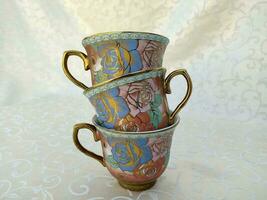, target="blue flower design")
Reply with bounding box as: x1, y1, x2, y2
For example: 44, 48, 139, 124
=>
90, 88, 129, 129
97, 40, 142, 78
108, 138, 152, 172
